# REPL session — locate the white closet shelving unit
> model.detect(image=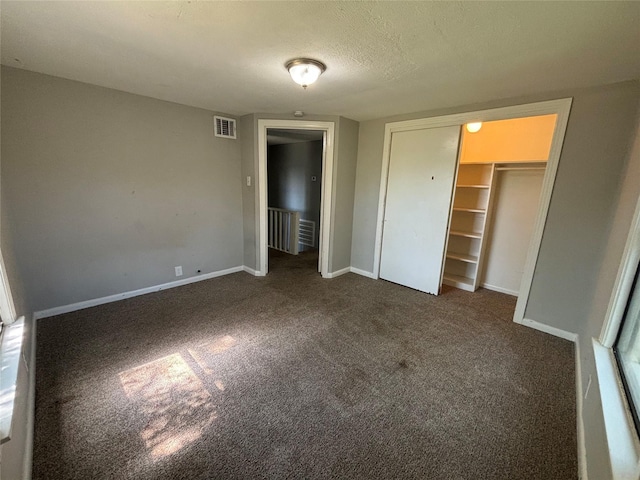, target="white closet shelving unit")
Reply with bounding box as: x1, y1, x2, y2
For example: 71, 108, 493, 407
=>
442, 163, 496, 292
